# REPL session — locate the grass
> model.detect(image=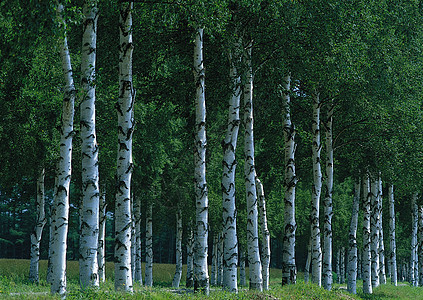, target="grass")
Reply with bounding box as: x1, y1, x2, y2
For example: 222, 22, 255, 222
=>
0, 259, 419, 299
